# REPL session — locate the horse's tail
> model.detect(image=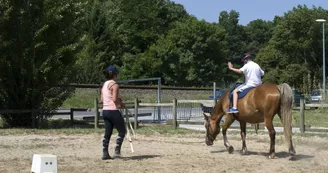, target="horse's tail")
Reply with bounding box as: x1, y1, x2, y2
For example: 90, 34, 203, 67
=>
277, 83, 294, 152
